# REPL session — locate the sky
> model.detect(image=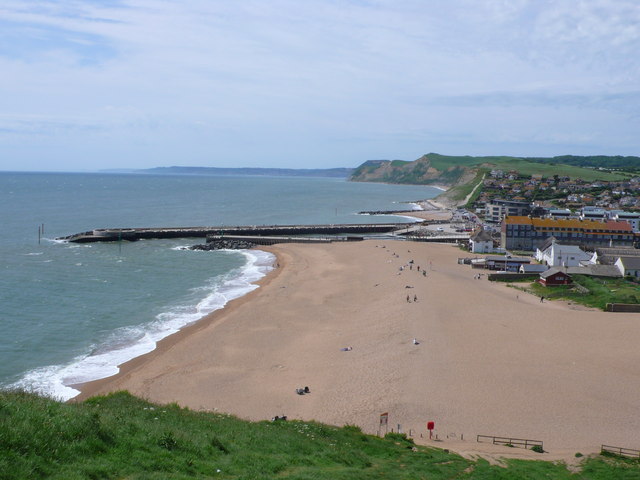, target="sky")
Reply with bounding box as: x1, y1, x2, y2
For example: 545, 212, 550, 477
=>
1, 0, 639, 171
